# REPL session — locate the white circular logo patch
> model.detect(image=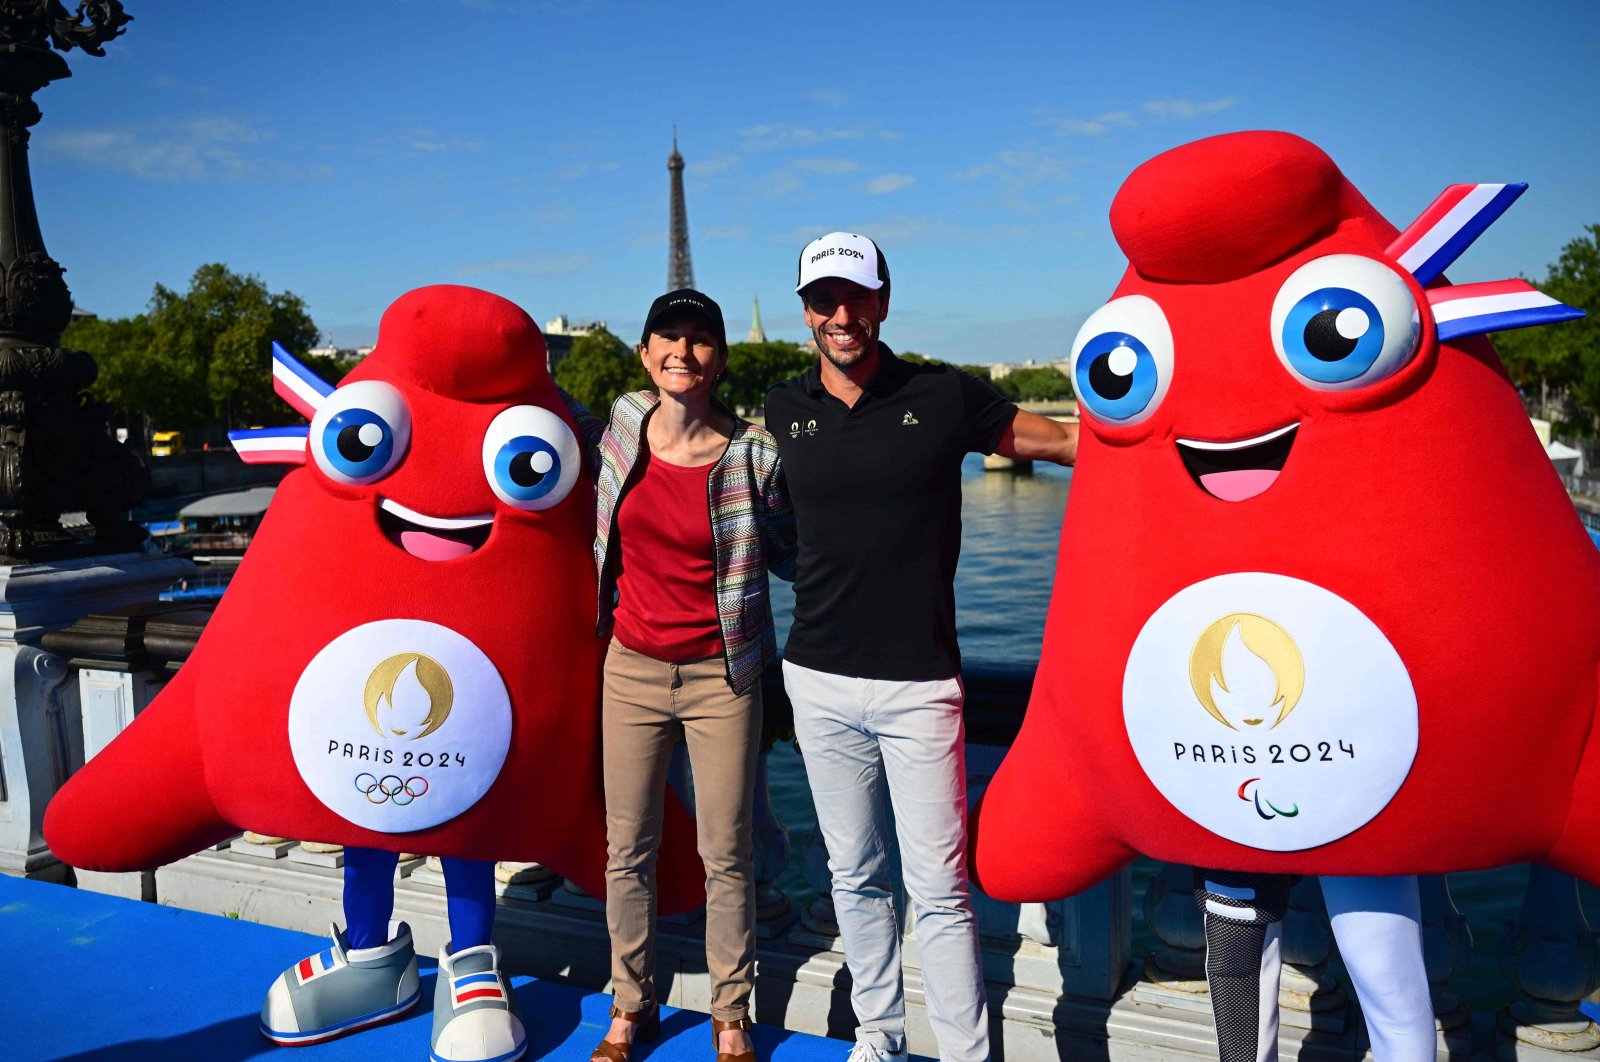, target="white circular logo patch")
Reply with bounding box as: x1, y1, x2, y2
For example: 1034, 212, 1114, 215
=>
288, 619, 512, 833
1123, 572, 1417, 851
